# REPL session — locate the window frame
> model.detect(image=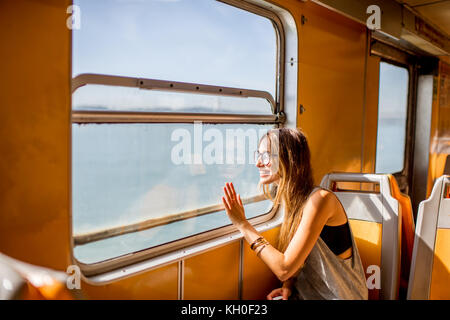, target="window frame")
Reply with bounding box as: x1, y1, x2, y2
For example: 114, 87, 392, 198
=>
70, 0, 298, 279
71, 73, 281, 123
370, 34, 421, 195
375, 59, 411, 176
